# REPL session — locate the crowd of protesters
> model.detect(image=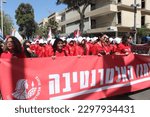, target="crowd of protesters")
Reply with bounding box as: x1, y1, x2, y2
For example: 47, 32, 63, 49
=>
0, 33, 149, 59
0, 33, 150, 100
